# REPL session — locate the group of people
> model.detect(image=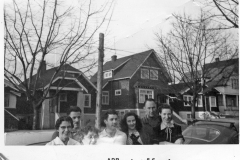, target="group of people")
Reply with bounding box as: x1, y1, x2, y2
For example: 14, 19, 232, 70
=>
46, 99, 184, 145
